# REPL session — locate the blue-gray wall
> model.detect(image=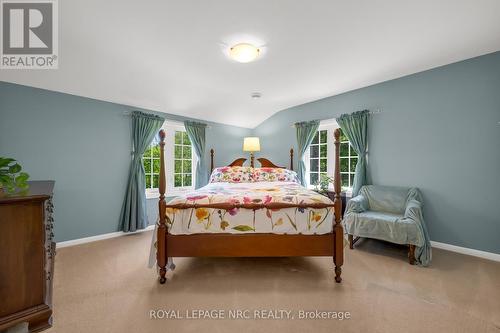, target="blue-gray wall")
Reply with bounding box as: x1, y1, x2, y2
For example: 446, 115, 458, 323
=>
2, 51, 499, 253
0, 82, 251, 241
254, 51, 500, 254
